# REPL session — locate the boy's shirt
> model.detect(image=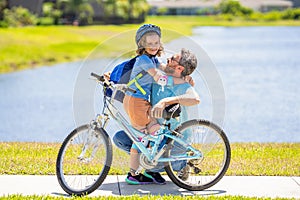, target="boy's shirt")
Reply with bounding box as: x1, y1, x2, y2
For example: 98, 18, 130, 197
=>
127, 54, 159, 100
